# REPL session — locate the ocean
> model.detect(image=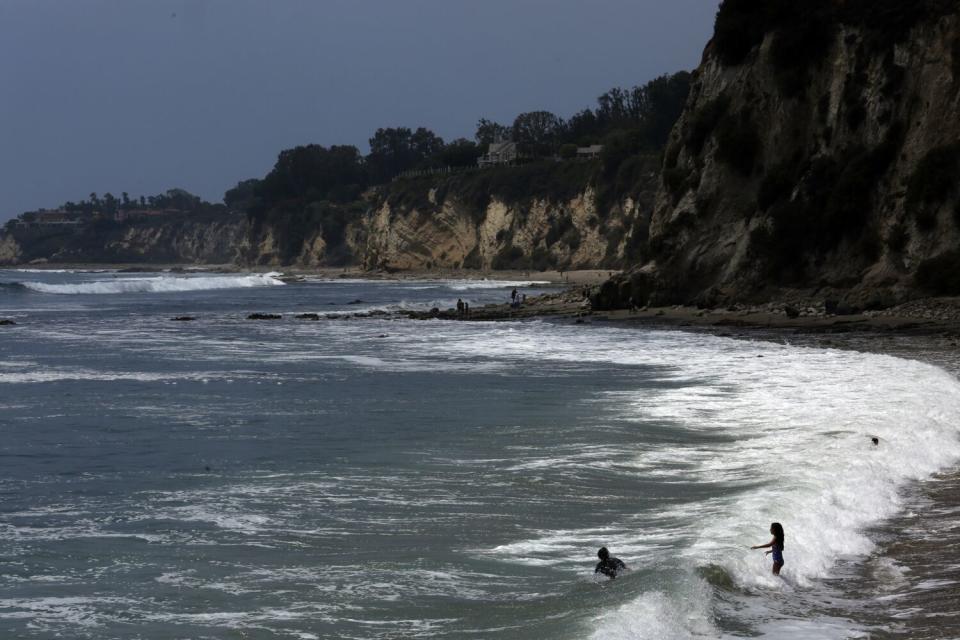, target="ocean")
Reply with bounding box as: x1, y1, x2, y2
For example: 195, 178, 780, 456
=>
1, 269, 959, 639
